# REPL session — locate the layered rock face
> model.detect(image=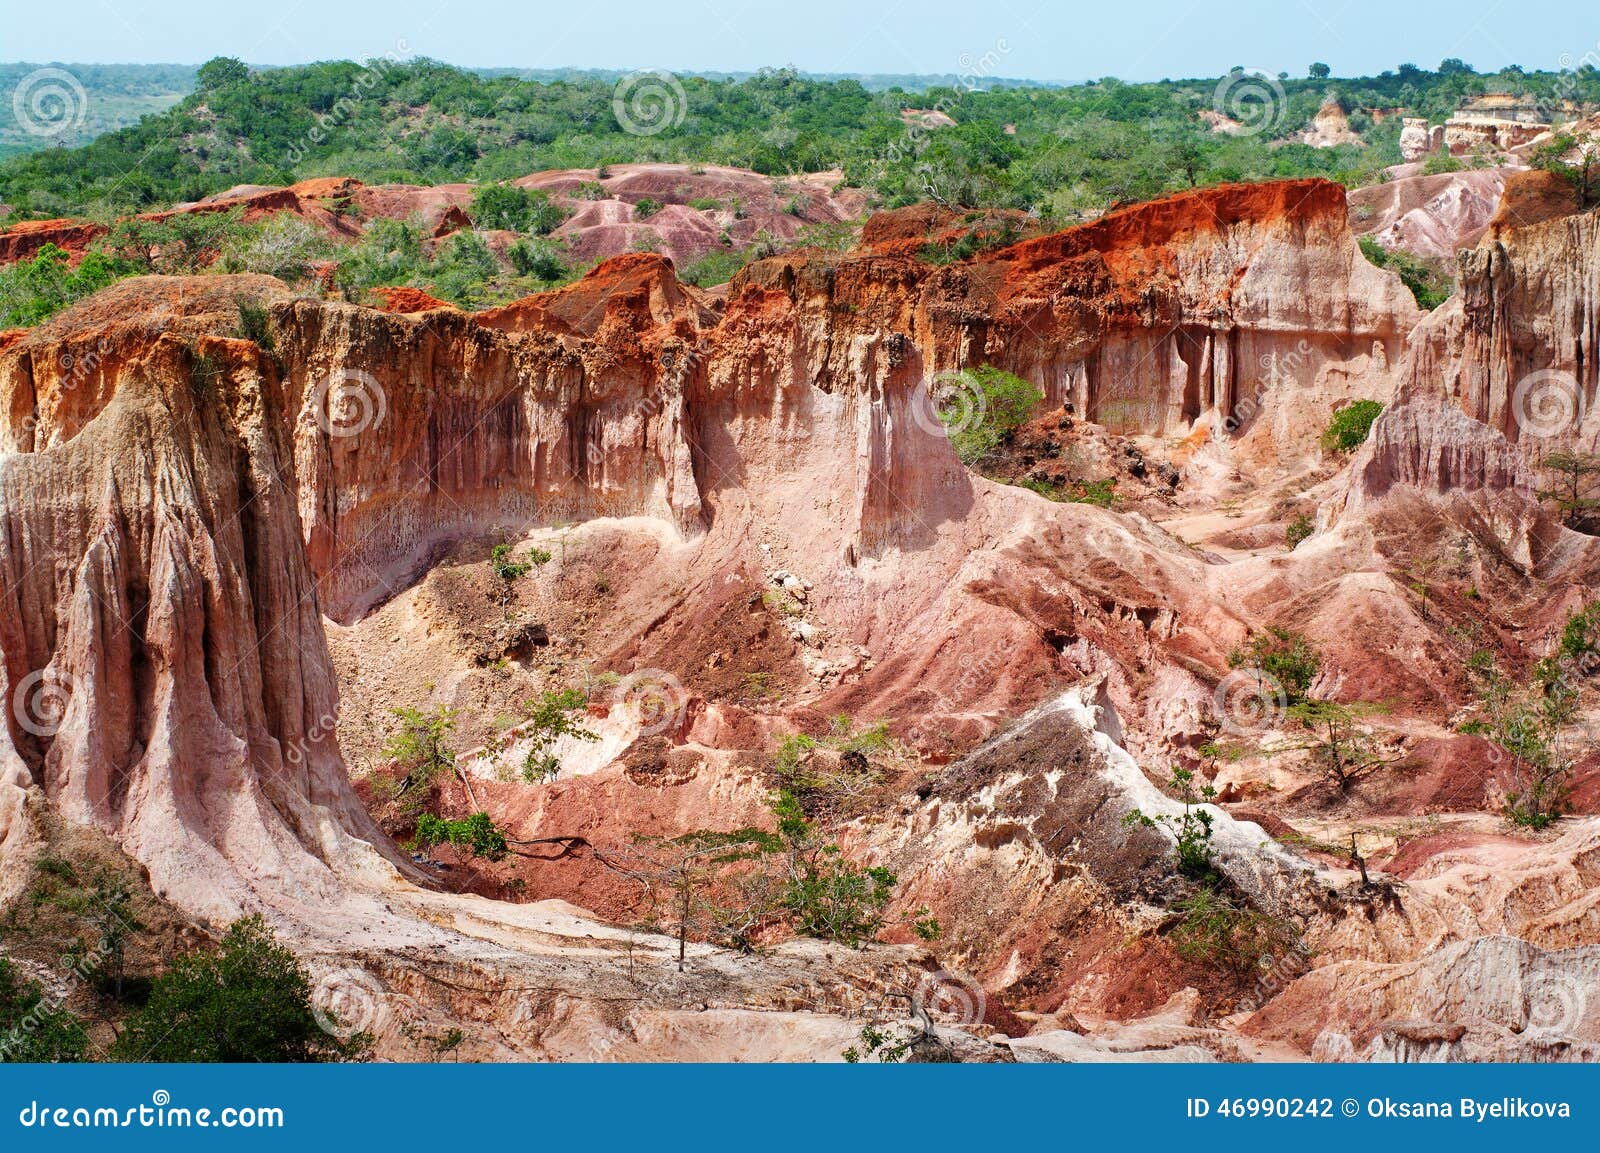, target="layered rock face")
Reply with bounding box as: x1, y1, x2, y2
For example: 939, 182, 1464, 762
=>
0, 179, 1422, 909
1347, 167, 1509, 261
874, 180, 1419, 438
0, 278, 395, 920
13, 176, 1600, 1060
1404, 173, 1600, 447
